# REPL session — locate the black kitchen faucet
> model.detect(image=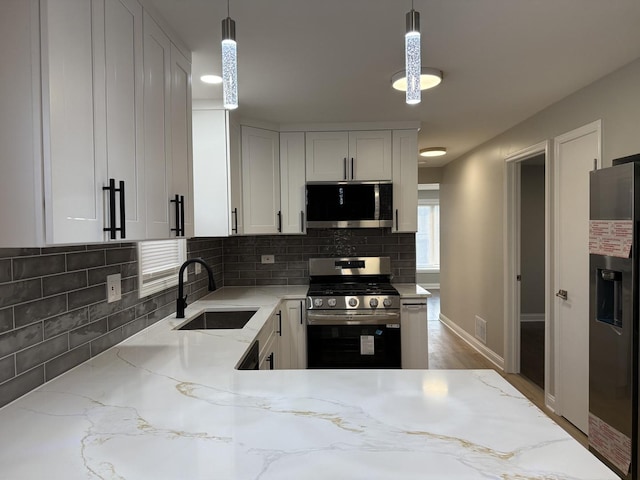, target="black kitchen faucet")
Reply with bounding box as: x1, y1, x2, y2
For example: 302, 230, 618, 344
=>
176, 258, 216, 318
